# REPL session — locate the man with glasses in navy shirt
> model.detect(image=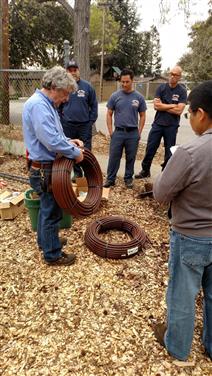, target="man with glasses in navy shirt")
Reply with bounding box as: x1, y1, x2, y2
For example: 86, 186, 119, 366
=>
135, 65, 187, 178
